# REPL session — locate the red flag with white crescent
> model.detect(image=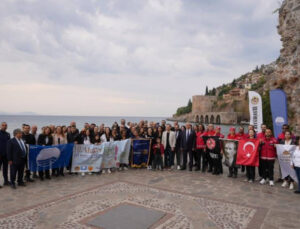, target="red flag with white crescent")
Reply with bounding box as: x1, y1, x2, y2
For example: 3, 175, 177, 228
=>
236, 139, 260, 167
